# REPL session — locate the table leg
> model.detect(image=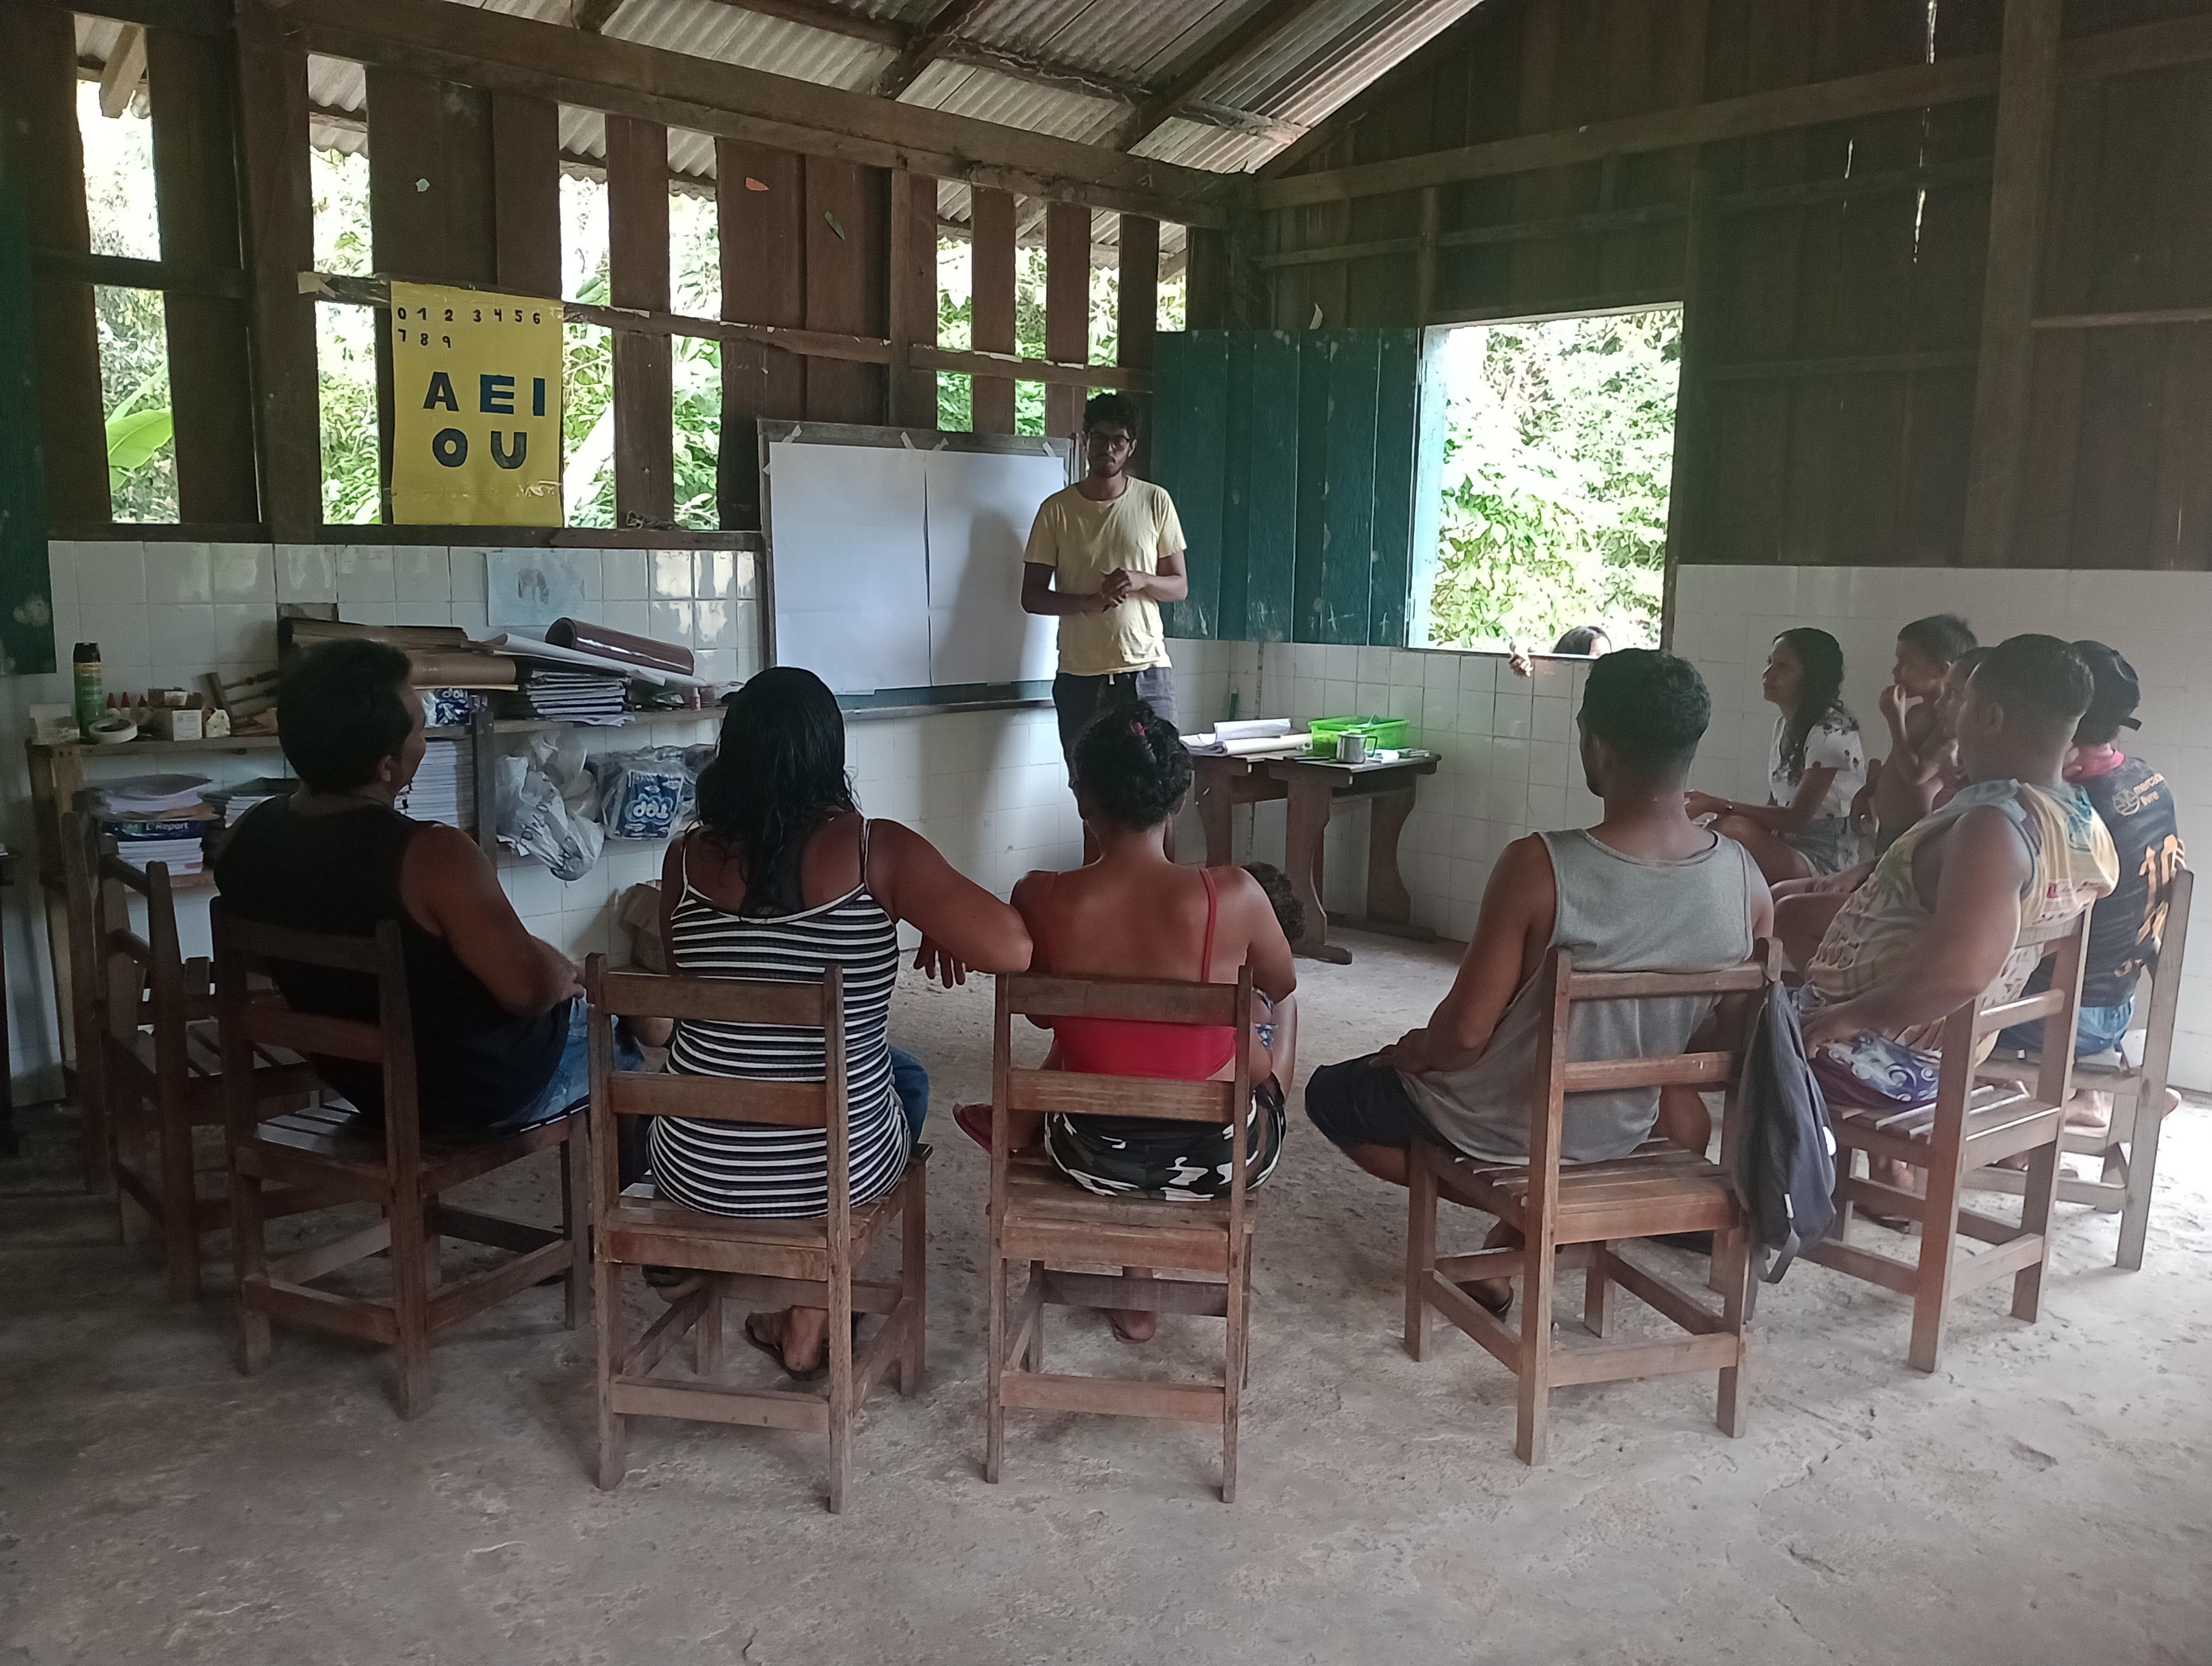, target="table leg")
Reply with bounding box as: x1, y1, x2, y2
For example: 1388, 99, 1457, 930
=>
1195, 776, 1235, 869
1365, 787, 1418, 927
1283, 774, 1351, 965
